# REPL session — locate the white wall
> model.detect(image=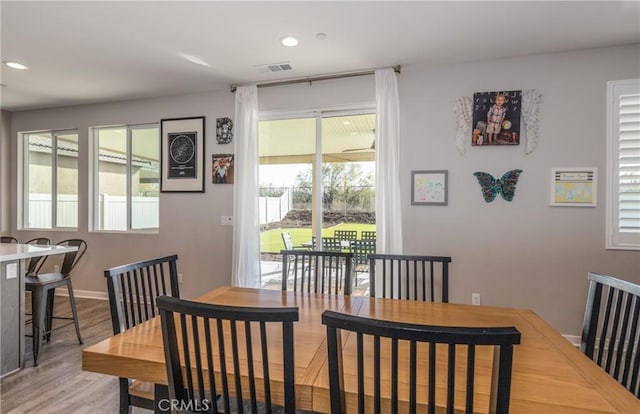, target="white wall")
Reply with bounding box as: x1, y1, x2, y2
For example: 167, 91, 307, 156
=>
258, 74, 374, 112
6, 44, 639, 335
399, 44, 640, 335
1, 110, 10, 233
